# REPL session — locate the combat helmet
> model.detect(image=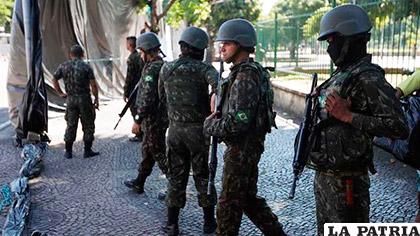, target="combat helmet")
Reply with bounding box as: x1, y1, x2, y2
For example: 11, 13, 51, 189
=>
215, 18, 256, 47
318, 4, 372, 41
136, 32, 161, 51
179, 27, 209, 50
